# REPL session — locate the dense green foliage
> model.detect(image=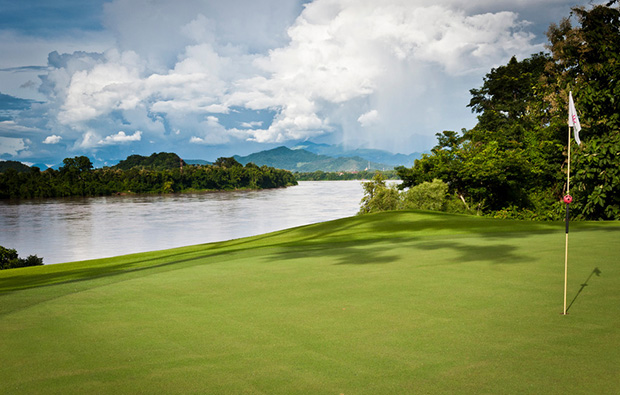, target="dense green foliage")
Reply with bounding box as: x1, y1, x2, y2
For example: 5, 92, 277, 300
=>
359, 174, 471, 215
548, 4, 620, 219
0, 154, 297, 199
0, 246, 43, 270
294, 169, 398, 181
0, 160, 33, 173
358, 173, 400, 214
395, 3, 620, 220
1, 212, 618, 393
113, 152, 186, 170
